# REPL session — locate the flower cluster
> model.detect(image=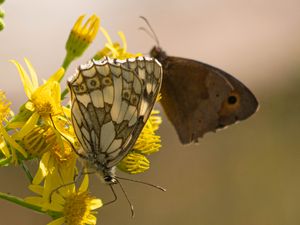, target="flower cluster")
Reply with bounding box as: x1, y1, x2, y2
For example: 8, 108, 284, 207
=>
0, 14, 162, 224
